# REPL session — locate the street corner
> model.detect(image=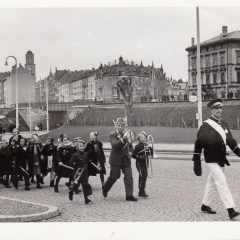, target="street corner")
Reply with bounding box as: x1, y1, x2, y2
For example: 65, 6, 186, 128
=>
0, 196, 60, 222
